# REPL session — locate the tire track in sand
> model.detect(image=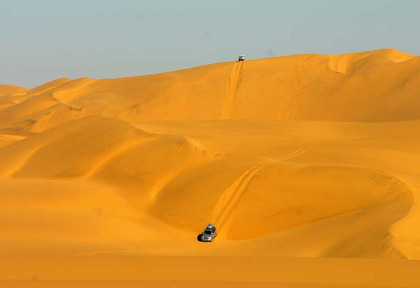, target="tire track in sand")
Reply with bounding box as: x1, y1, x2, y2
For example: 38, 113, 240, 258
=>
220, 61, 244, 119
211, 140, 312, 232
210, 159, 272, 231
